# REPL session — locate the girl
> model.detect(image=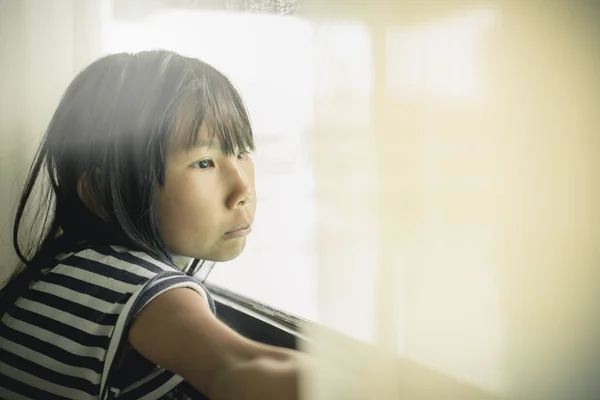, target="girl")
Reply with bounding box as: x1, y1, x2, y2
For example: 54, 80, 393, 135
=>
0, 50, 304, 399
